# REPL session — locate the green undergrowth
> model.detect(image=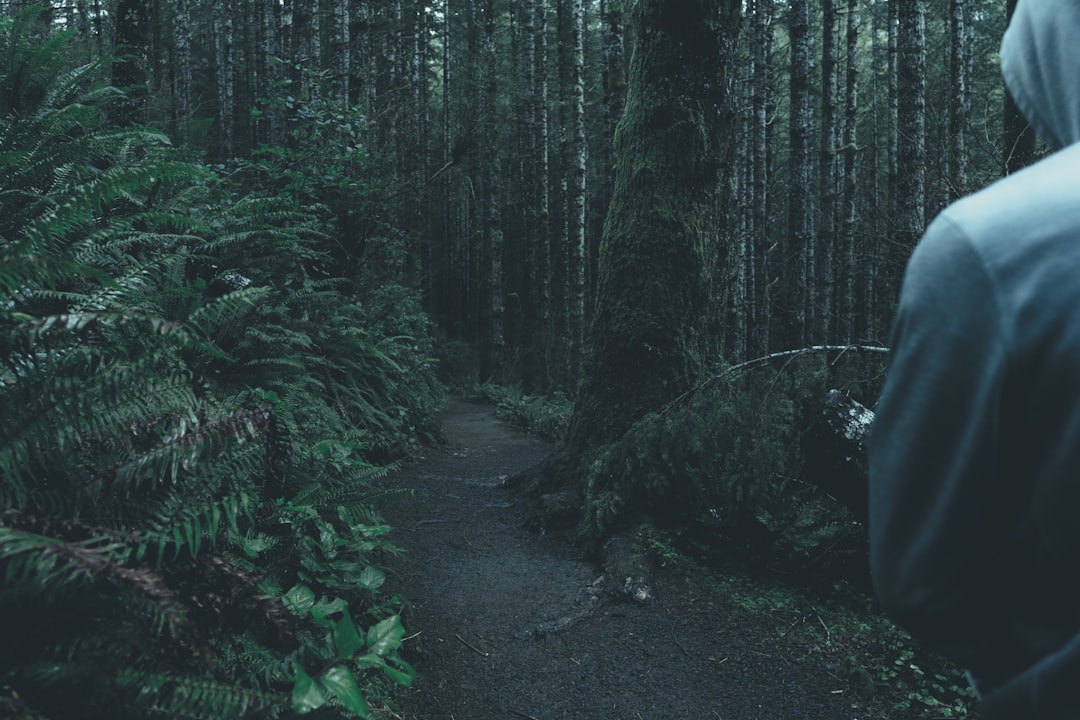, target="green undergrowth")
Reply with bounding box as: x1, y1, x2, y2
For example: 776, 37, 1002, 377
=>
640, 525, 979, 719
0, 12, 441, 719
583, 357, 870, 571
468, 382, 572, 444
